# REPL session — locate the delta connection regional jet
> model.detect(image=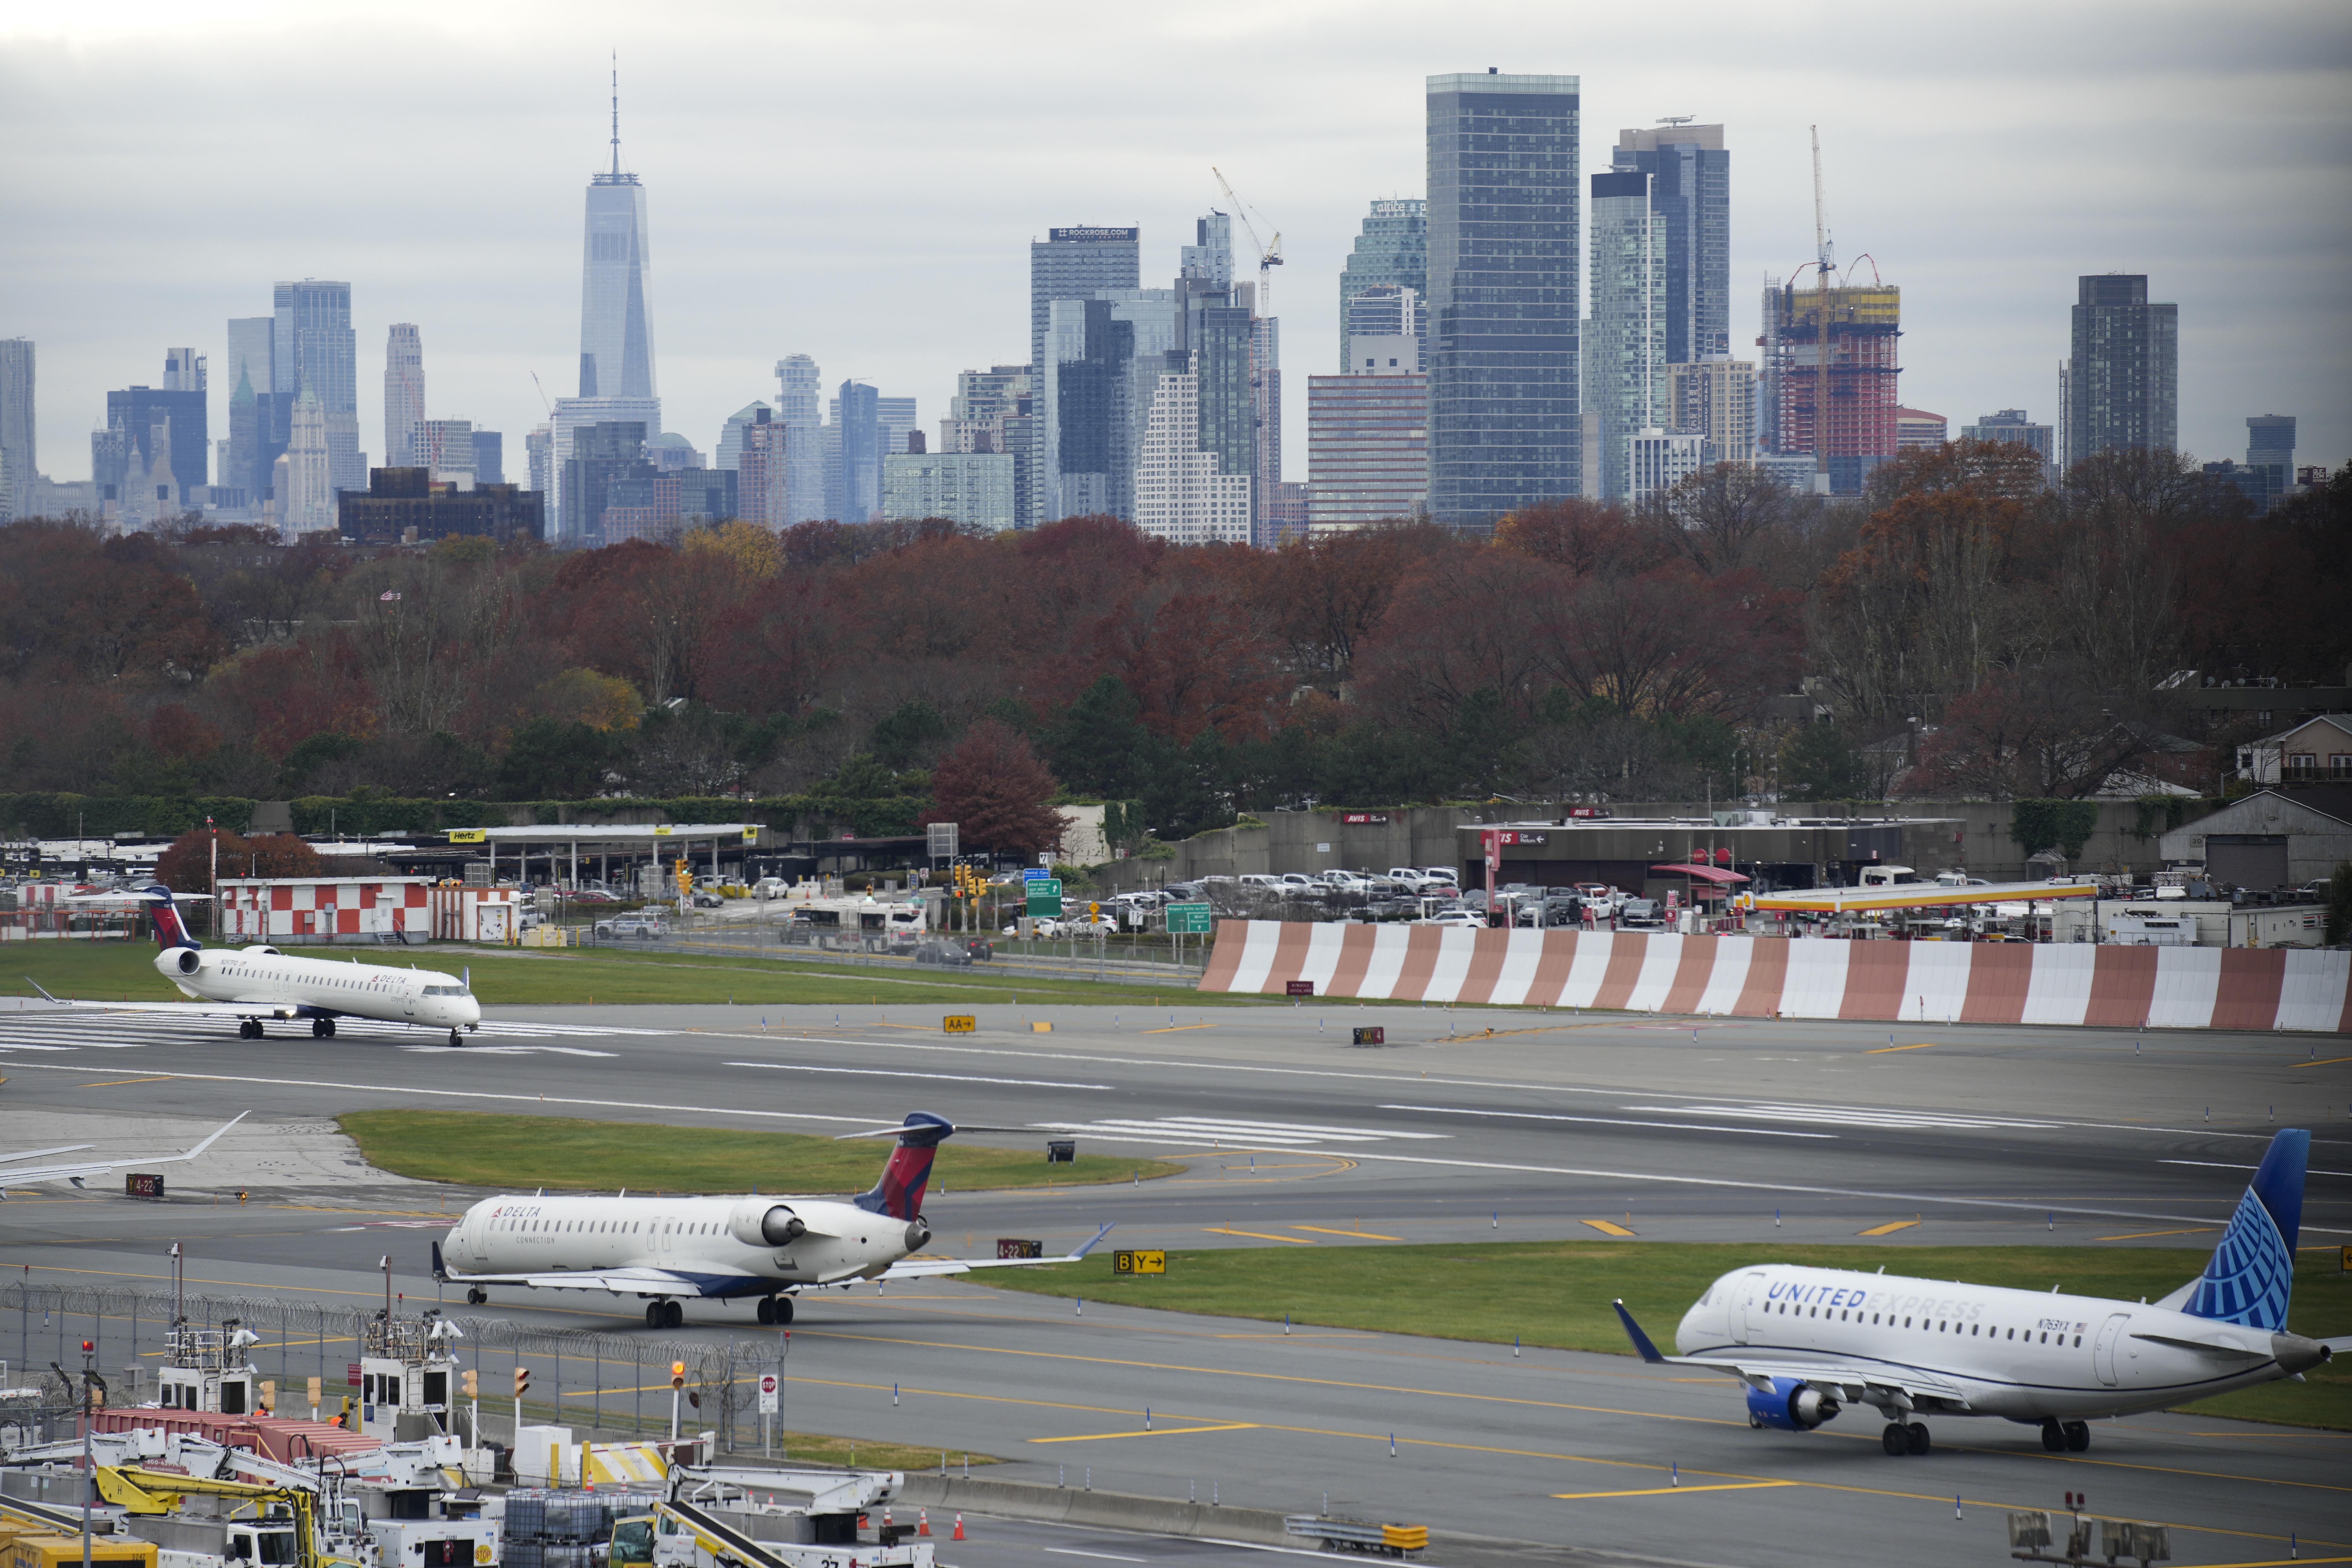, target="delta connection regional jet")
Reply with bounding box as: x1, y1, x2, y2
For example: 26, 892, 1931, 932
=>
1615, 1129, 2349, 1456
432, 1112, 1112, 1327
28, 885, 481, 1047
